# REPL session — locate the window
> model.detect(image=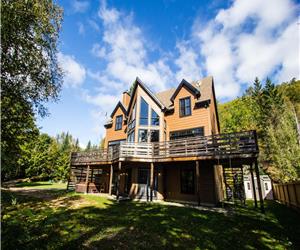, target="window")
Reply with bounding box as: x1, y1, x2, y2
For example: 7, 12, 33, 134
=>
265, 182, 269, 191
138, 129, 148, 142
127, 130, 135, 142
140, 97, 149, 125
115, 115, 123, 130
151, 109, 159, 126
128, 102, 136, 130
150, 130, 159, 142
108, 140, 125, 150
180, 167, 195, 194
247, 182, 251, 190
170, 127, 204, 140
179, 97, 191, 117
